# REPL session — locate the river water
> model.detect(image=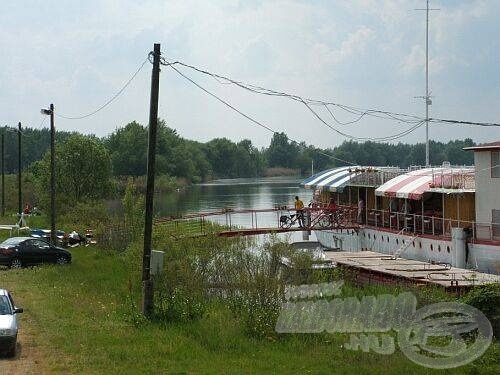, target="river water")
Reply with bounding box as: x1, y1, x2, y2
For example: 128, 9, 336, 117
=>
155, 176, 315, 243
